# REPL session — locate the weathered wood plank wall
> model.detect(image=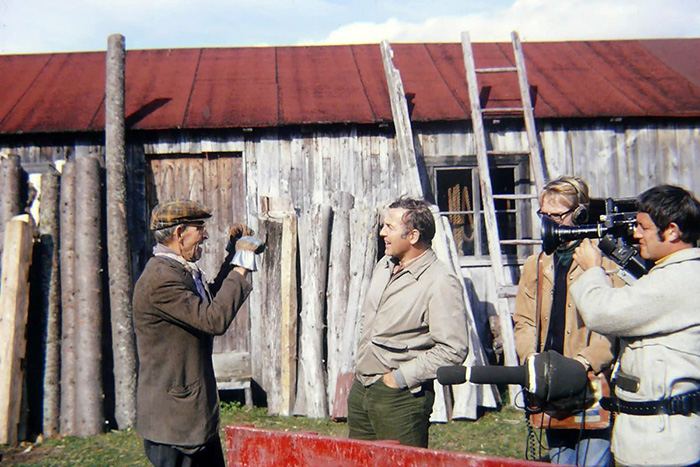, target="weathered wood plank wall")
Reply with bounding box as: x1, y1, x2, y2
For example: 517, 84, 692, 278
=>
417, 120, 700, 325
146, 153, 249, 354
1, 117, 699, 421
